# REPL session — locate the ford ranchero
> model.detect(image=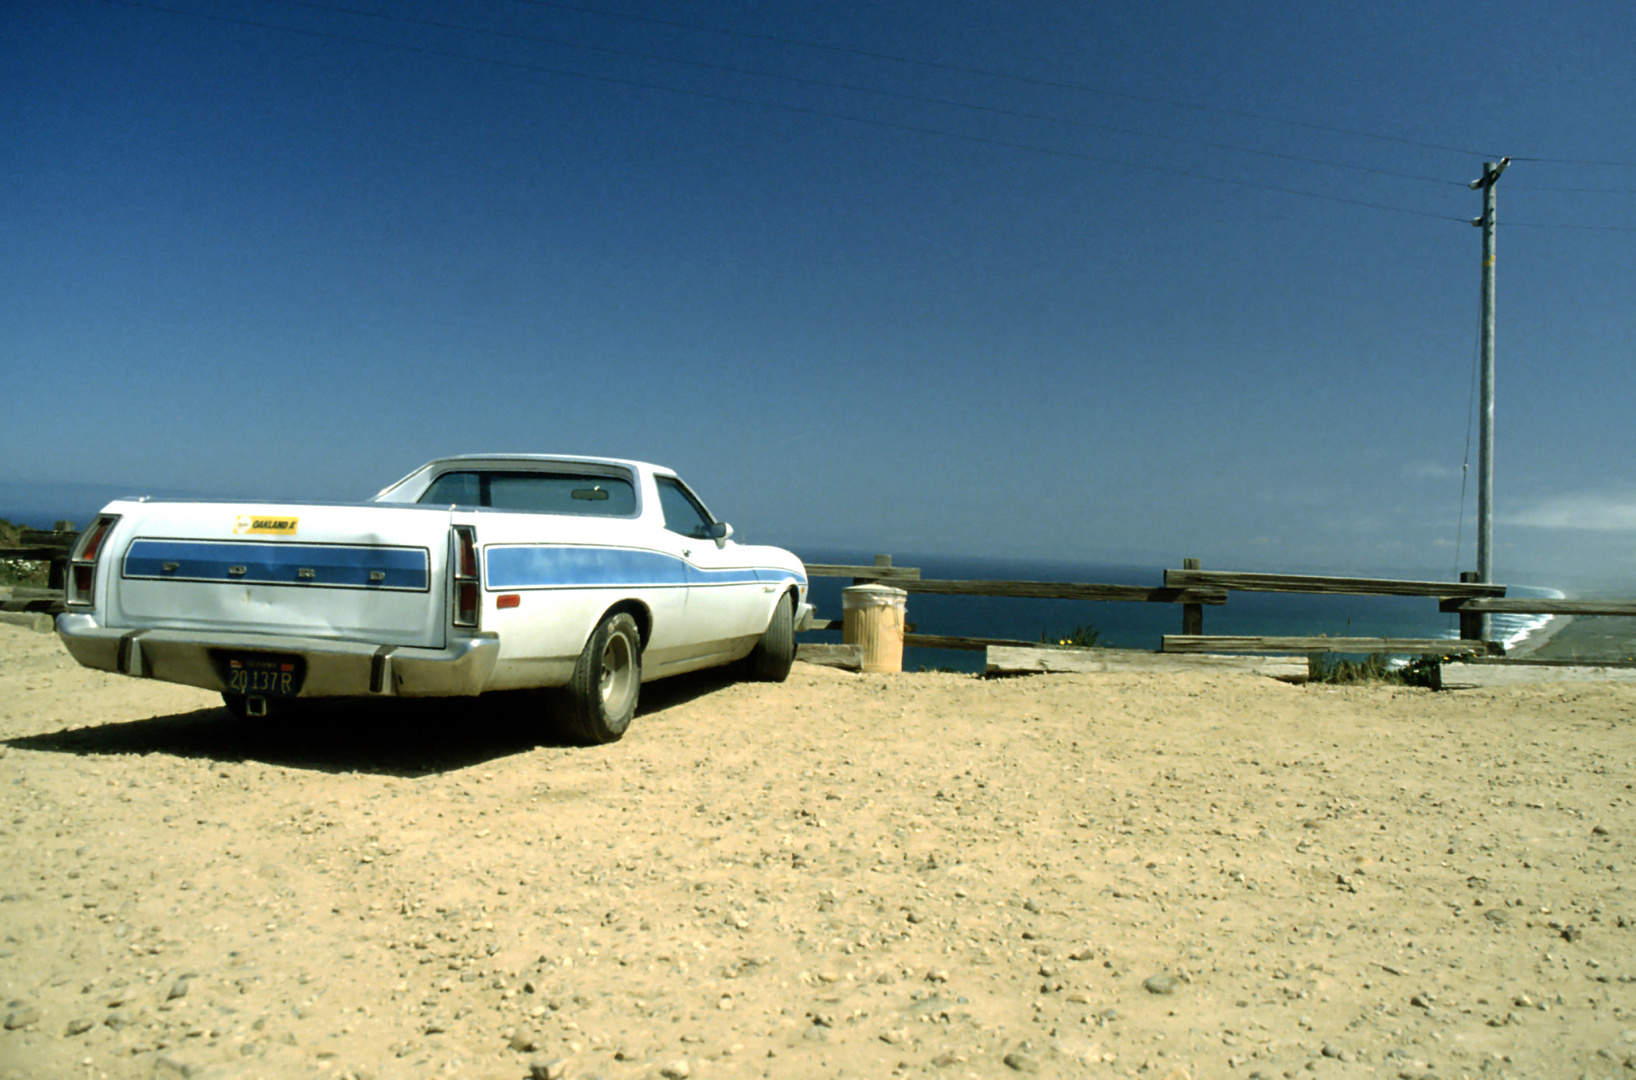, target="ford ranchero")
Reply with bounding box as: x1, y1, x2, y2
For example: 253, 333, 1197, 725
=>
55, 456, 813, 743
